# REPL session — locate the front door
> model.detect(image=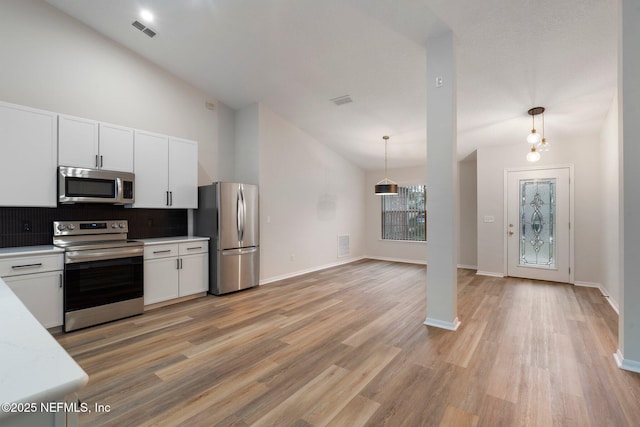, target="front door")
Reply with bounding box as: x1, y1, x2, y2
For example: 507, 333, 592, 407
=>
506, 167, 571, 283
